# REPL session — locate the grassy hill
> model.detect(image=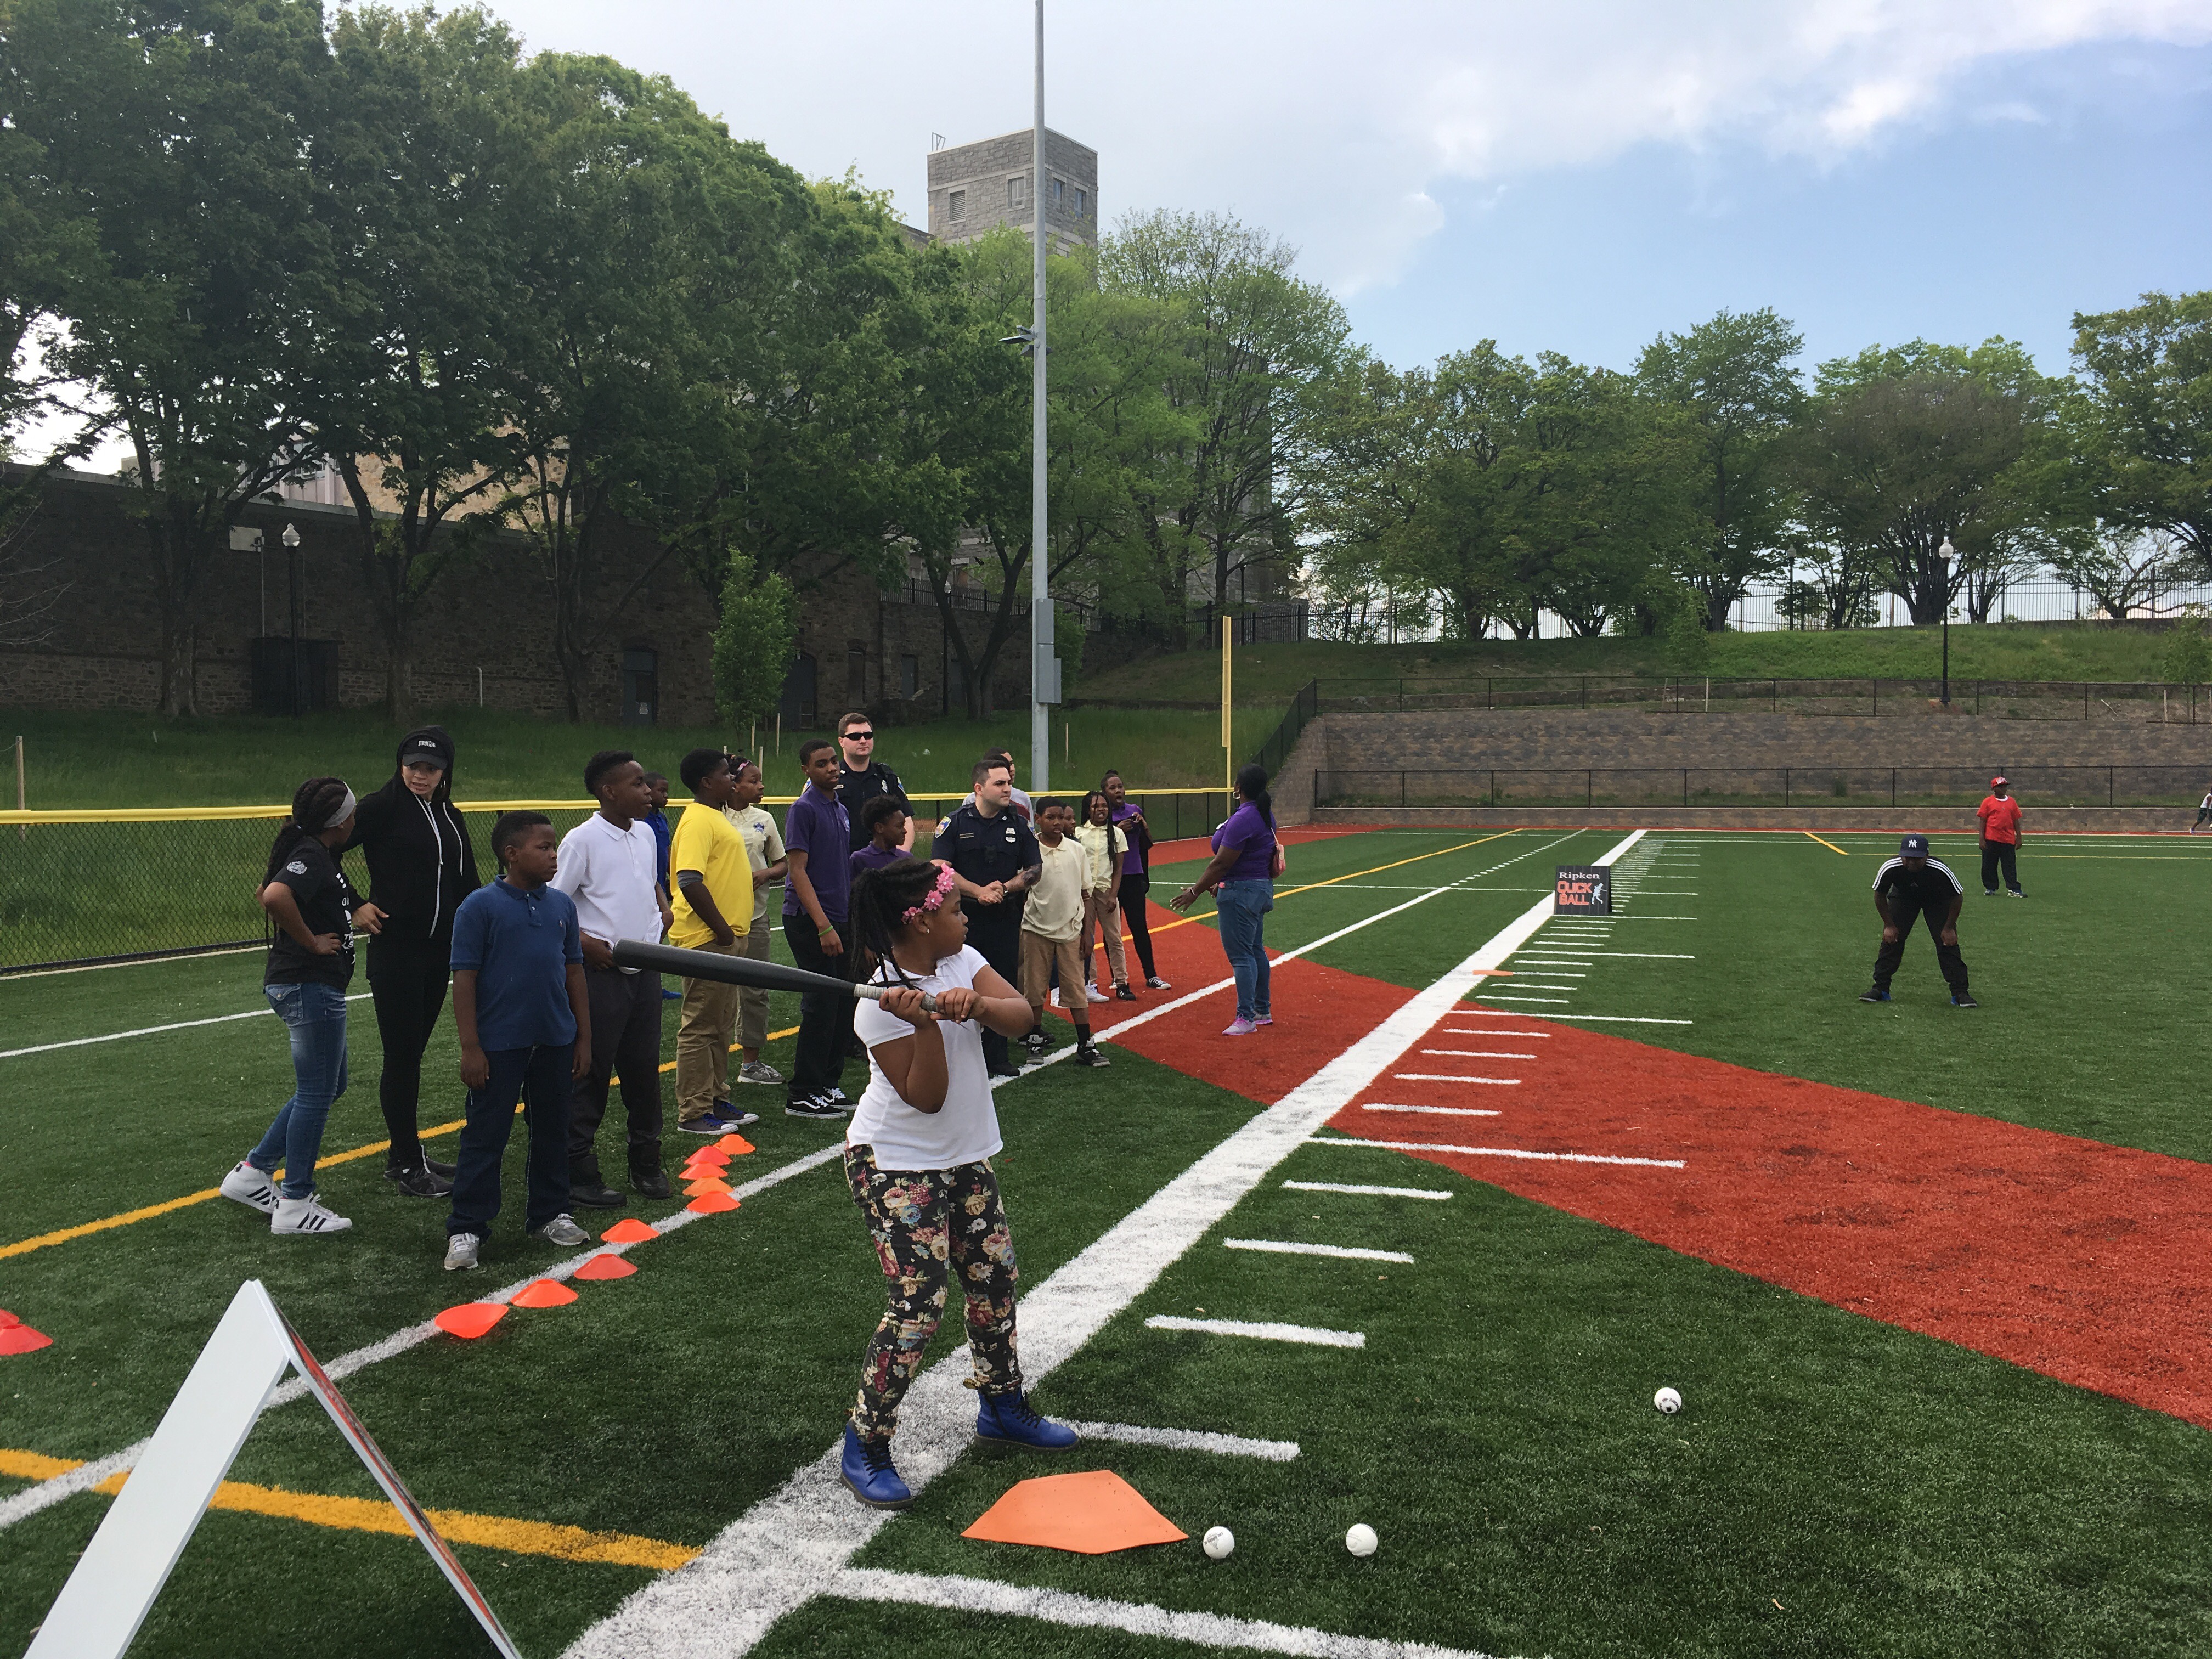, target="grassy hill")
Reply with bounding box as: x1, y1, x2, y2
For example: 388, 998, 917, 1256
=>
1077, 623, 2185, 705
